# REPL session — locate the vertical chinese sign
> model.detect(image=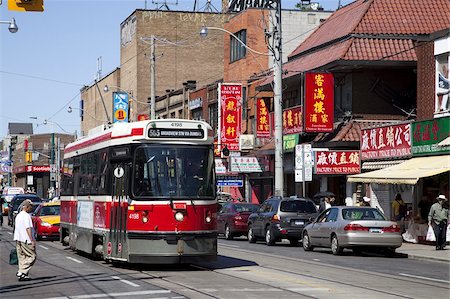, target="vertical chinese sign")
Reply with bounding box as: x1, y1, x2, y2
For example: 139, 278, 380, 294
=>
256, 98, 270, 138
219, 83, 242, 151
305, 72, 334, 132
112, 92, 129, 123
360, 123, 412, 160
